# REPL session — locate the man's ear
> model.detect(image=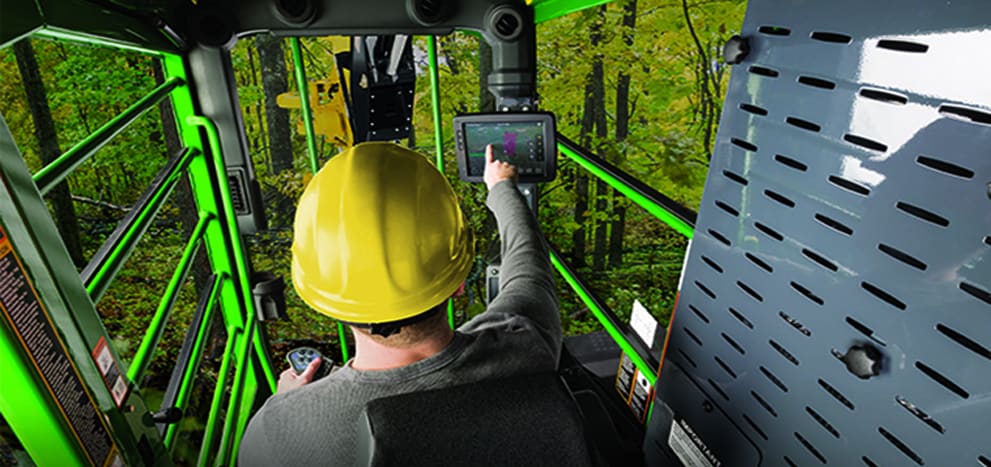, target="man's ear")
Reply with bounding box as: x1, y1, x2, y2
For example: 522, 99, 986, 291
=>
453, 282, 466, 297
